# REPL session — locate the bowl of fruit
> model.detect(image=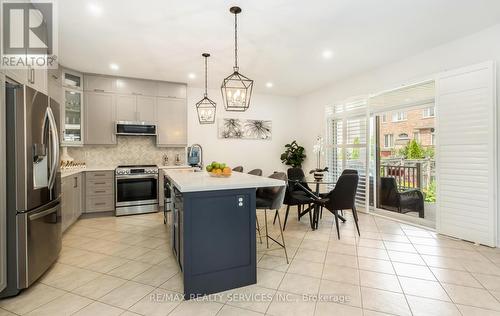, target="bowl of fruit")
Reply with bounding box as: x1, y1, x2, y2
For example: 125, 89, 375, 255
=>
206, 161, 232, 177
